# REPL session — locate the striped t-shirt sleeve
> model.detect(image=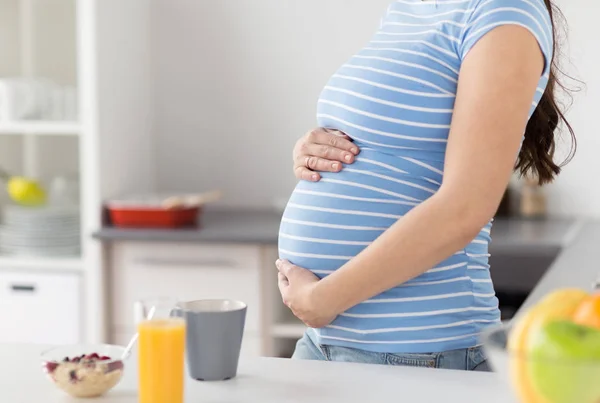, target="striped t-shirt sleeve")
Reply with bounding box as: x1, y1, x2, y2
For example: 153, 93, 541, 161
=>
379, 4, 393, 29
459, 0, 554, 75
